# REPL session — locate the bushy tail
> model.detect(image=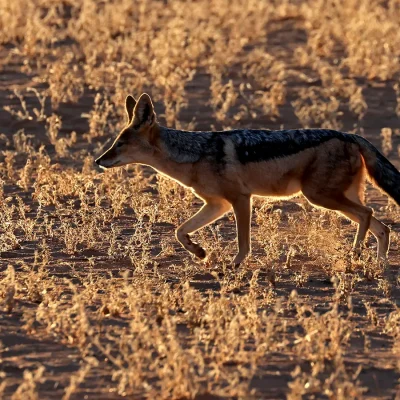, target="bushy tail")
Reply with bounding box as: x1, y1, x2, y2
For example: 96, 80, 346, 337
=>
354, 135, 400, 205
